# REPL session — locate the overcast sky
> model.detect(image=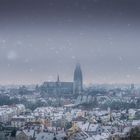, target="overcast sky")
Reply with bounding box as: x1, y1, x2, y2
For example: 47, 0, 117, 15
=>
0, 0, 140, 85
